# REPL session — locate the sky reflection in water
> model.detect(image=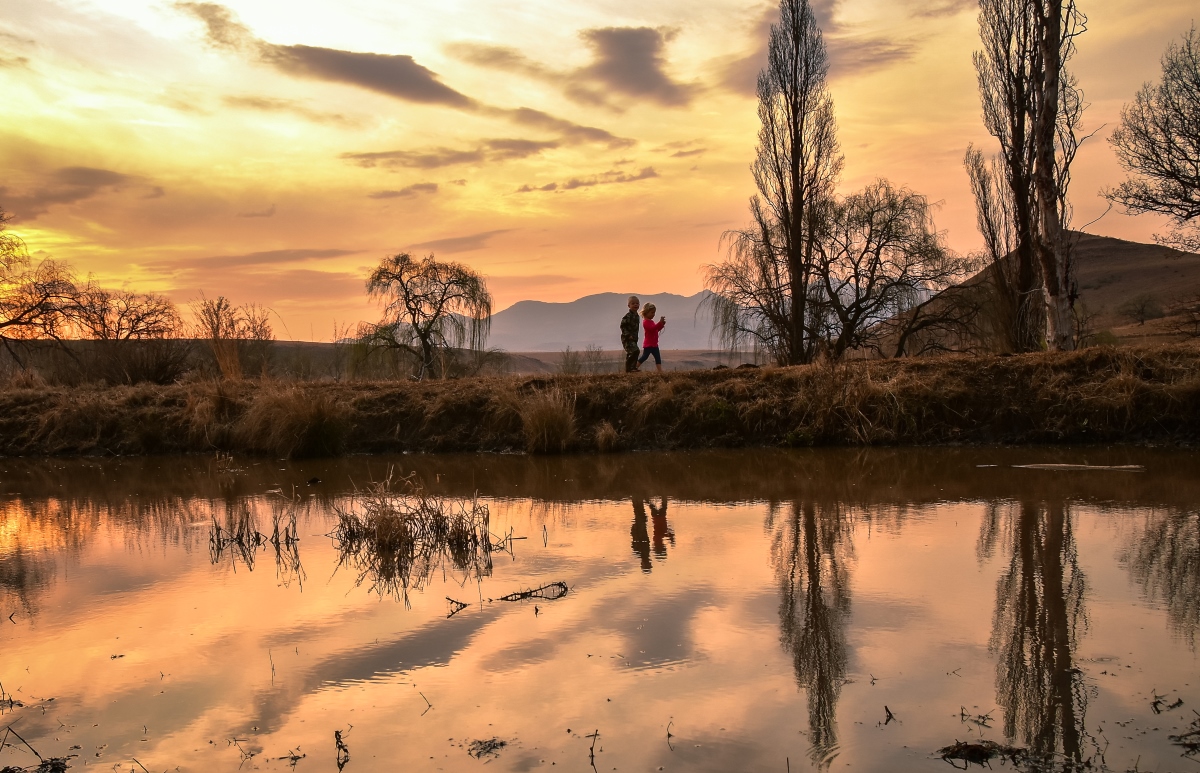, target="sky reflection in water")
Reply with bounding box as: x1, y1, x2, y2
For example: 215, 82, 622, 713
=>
0, 448, 1198, 772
